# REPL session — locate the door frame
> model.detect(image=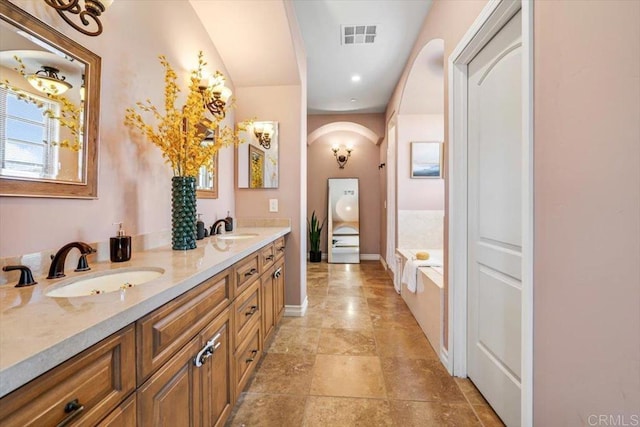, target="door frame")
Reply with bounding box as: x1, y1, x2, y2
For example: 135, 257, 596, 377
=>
447, 0, 533, 425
